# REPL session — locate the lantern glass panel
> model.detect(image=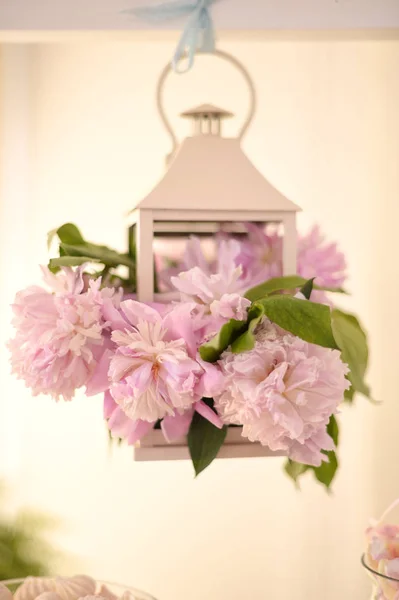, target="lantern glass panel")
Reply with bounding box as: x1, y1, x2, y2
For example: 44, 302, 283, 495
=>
130, 220, 290, 300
